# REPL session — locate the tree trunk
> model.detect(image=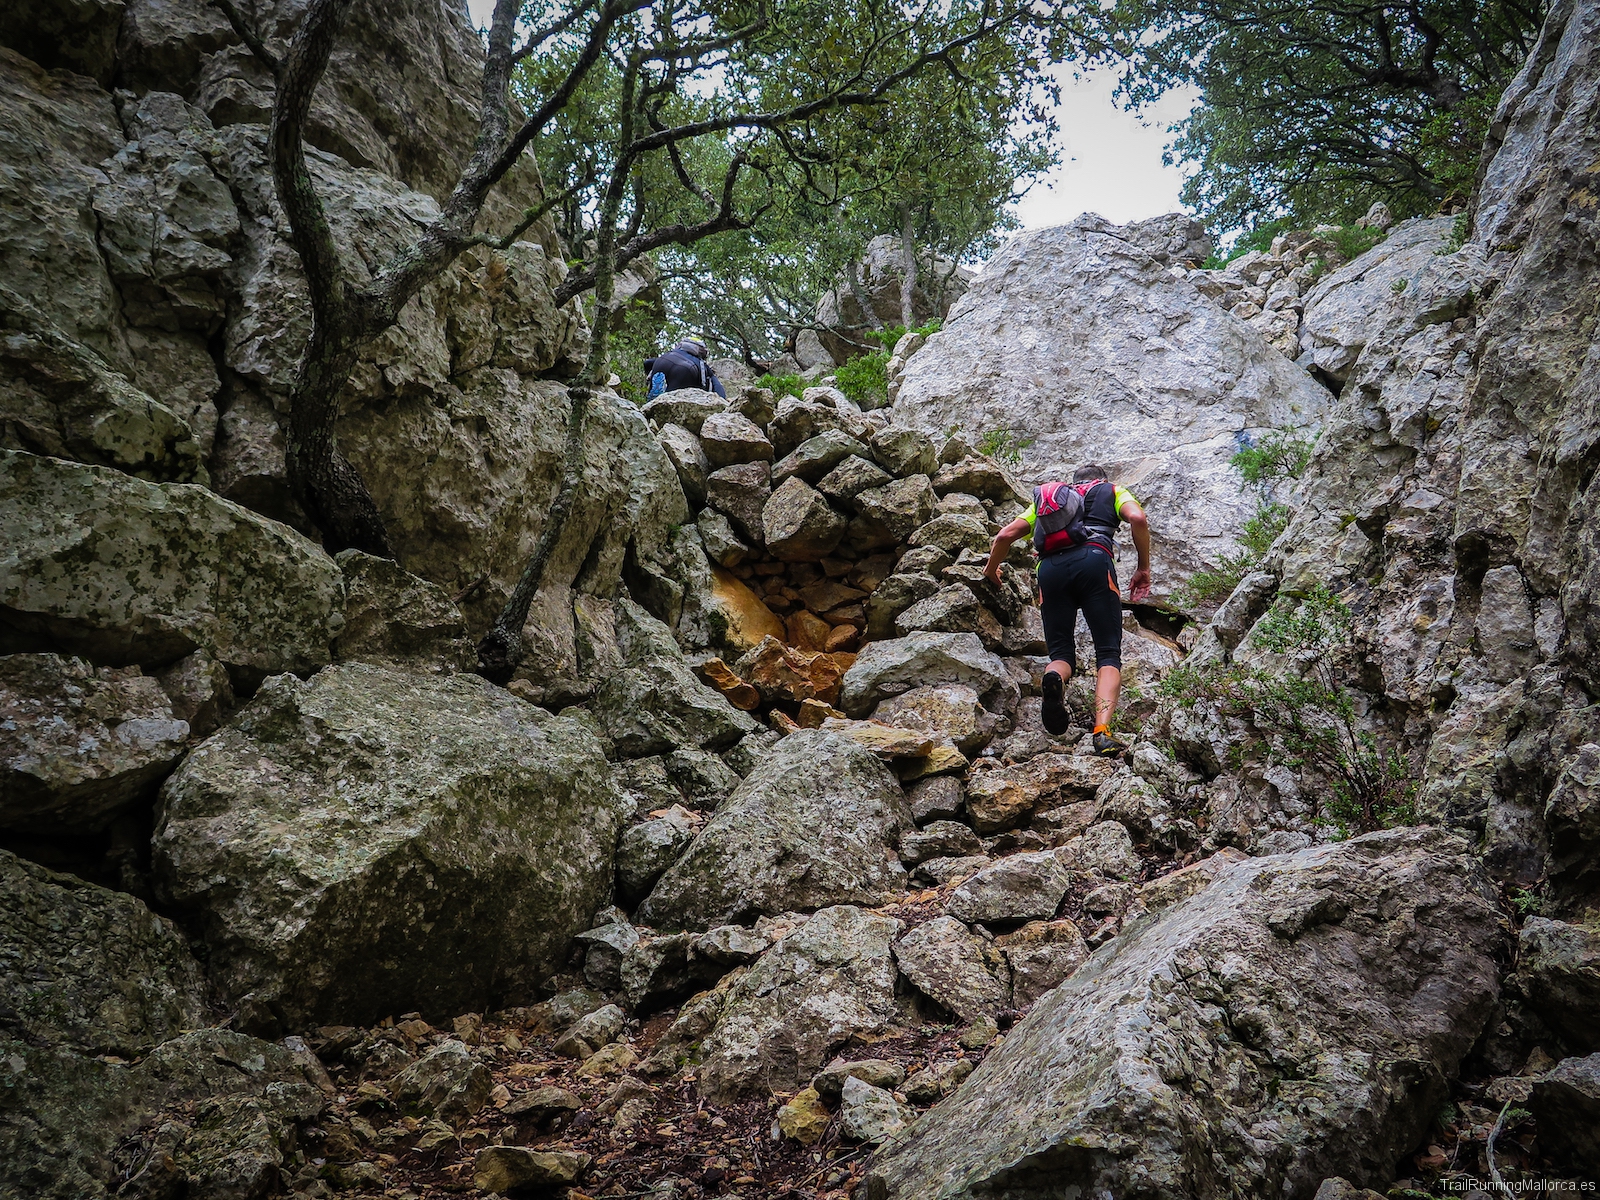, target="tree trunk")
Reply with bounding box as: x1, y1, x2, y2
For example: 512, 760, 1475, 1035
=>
898, 202, 918, 333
